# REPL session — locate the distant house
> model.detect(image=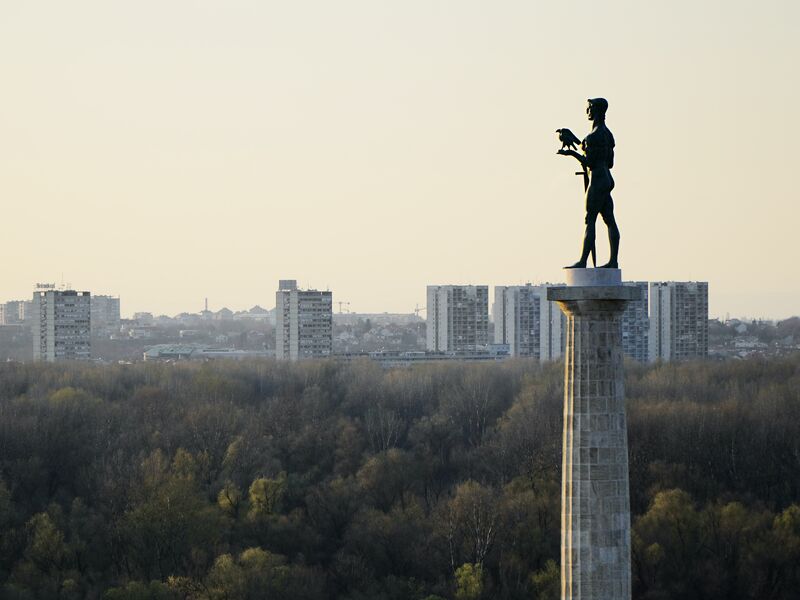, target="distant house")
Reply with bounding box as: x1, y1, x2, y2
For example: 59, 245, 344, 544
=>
214, 308, 234, 320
